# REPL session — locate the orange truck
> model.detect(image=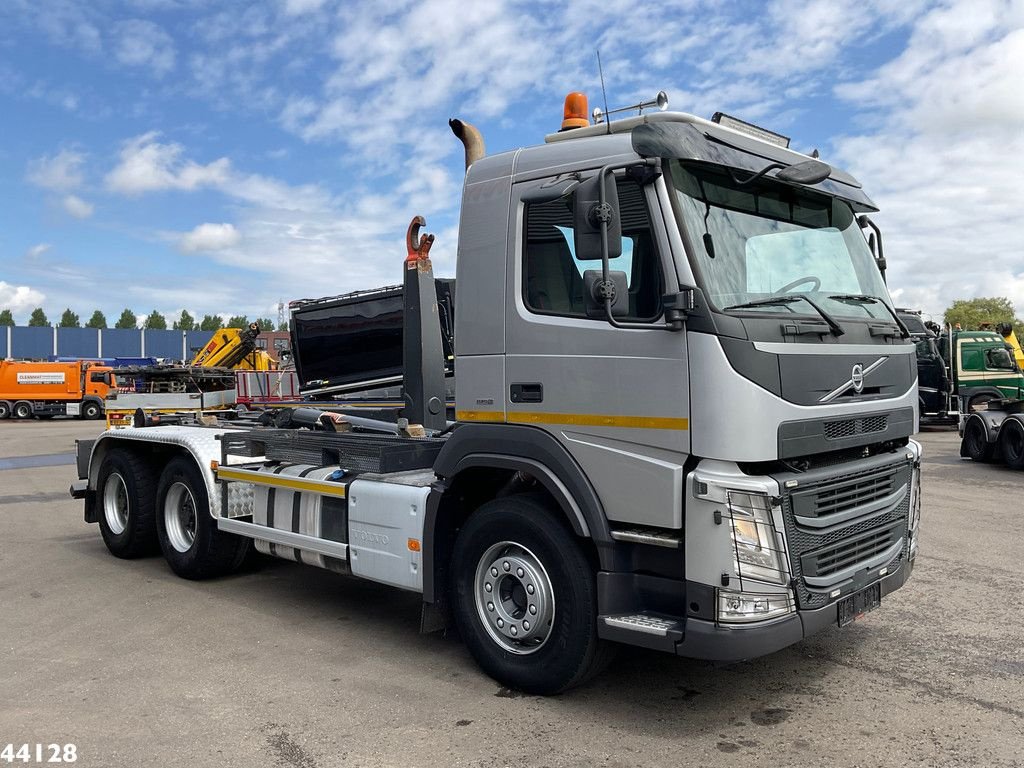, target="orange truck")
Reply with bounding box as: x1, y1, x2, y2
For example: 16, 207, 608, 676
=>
0, 360, 114, 420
